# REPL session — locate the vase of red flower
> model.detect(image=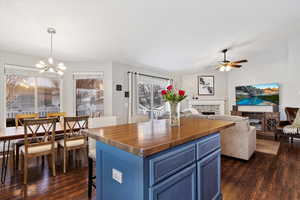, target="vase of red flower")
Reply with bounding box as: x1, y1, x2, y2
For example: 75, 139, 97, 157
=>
161, 85, 187, 126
